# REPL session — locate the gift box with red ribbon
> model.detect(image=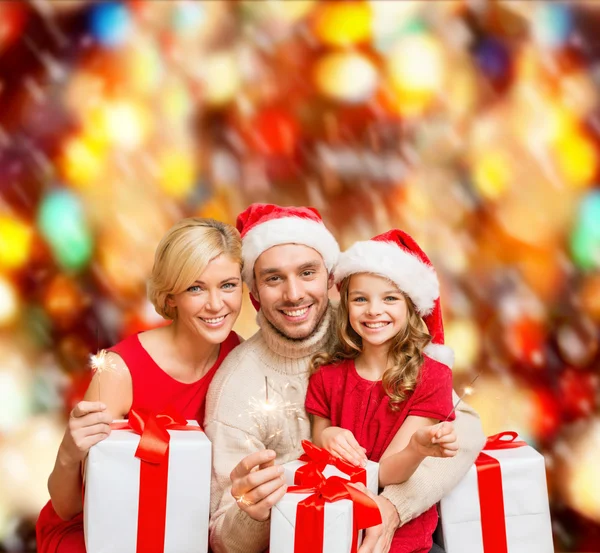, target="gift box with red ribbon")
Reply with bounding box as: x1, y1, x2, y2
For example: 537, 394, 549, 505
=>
83, 408, 211, 553
270, 440, 381, 553
439, 431, 554, 553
